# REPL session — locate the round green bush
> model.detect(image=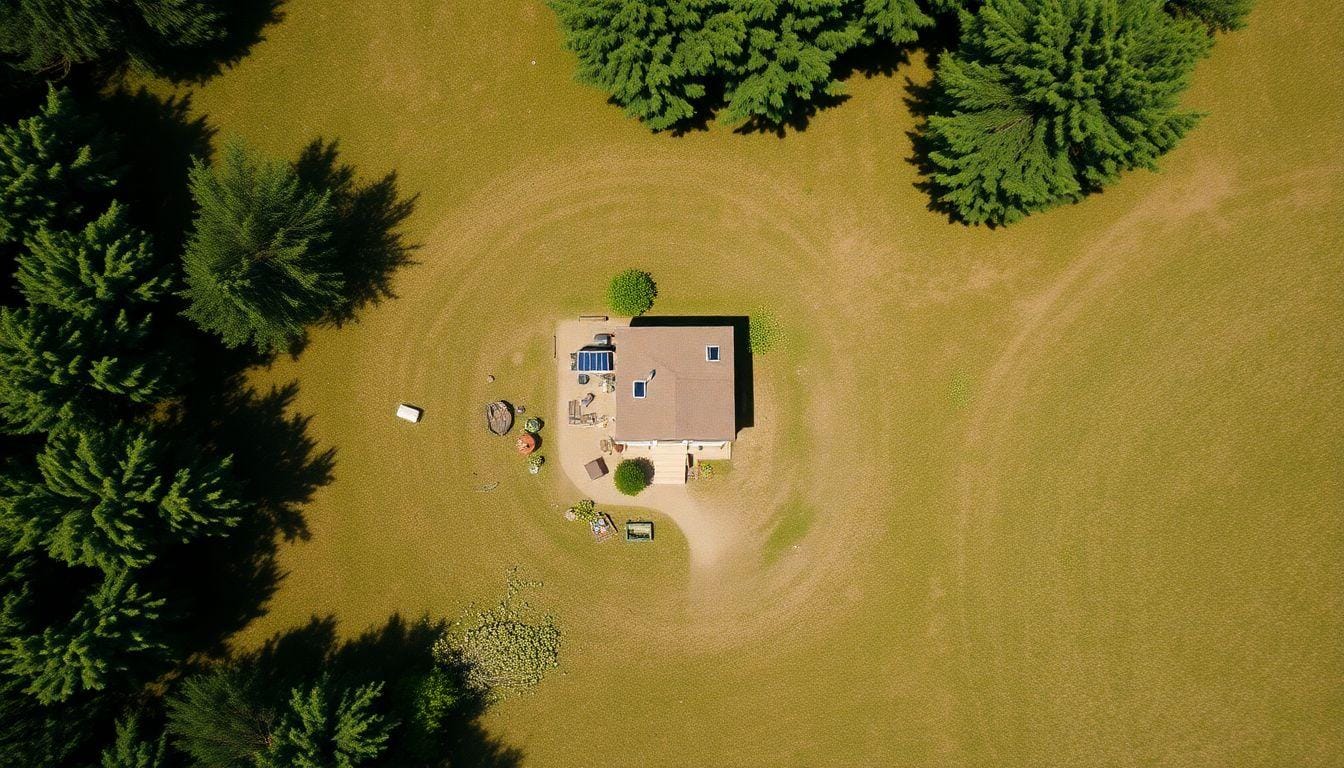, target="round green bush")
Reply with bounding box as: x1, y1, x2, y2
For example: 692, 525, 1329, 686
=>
606, 269, 657, 316
613, 459, 650, 496
748, 308, 783, 354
